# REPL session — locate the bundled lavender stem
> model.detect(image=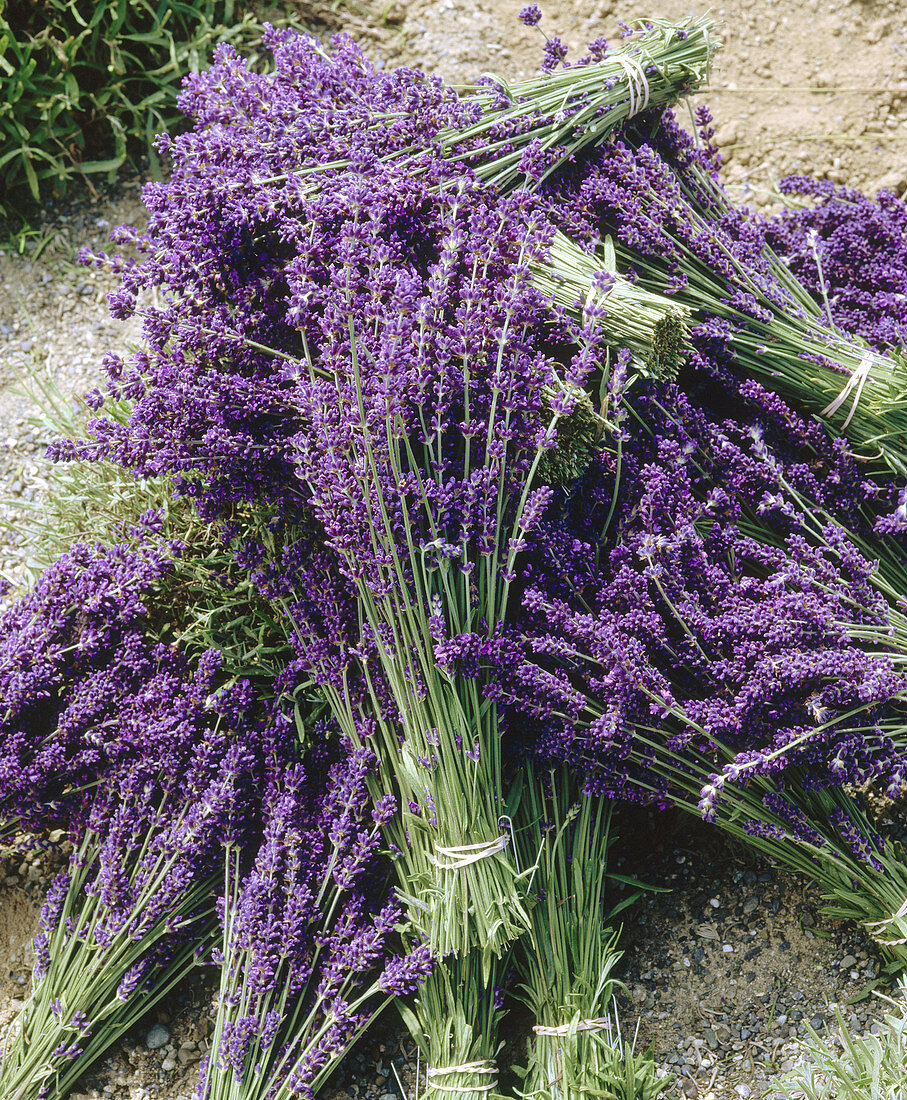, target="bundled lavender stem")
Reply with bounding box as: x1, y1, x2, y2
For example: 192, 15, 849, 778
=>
399, 951, 509, 1100
285, 177, 599, 958
436, 15, 716, 194
543, 111, 907, 474
200, 748, 431, 1100
511, 767, 666, 1100
0, 708, 262, 1100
